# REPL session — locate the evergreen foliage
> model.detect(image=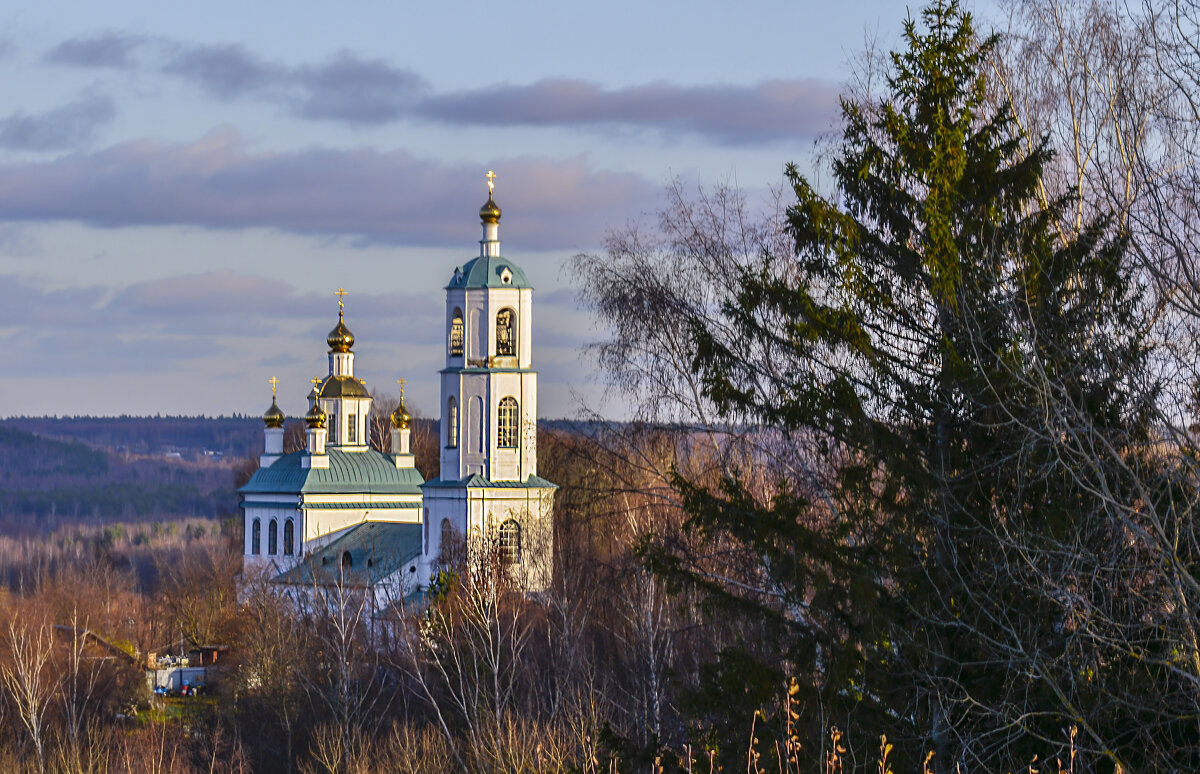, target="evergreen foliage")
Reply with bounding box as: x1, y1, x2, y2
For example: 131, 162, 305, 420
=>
648, 2, 1188, 769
